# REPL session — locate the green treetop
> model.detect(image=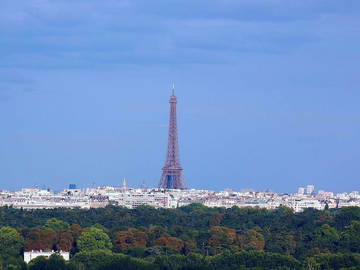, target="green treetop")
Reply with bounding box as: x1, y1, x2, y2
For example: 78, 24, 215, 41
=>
44, 218, 70, 233
0, 226, 24, 257
77, 227, 113, 252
